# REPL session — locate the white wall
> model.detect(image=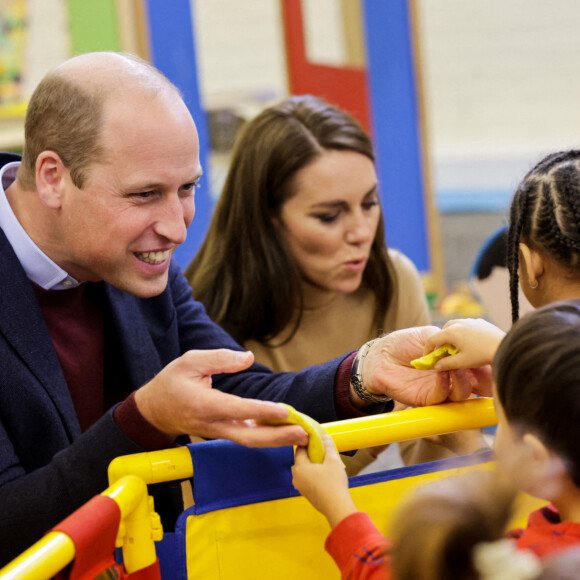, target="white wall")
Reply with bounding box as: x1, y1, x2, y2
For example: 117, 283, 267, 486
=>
417, 0, 580, 200
419, 0, 580, 155
191, 0, 287, 112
